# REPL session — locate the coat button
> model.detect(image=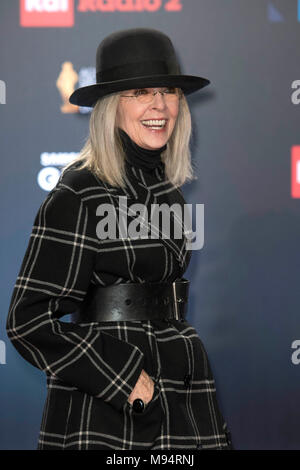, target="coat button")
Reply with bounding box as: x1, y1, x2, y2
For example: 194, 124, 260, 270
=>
184, 373, 192, 388
132, 398, 145, 413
